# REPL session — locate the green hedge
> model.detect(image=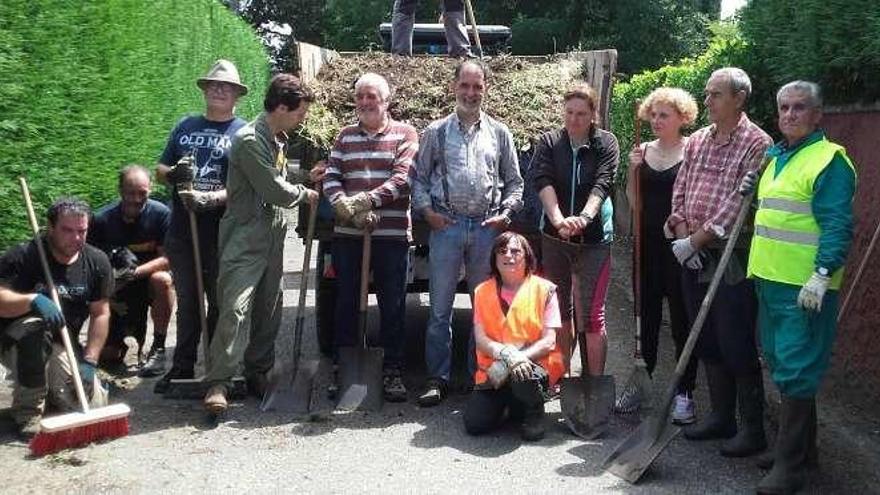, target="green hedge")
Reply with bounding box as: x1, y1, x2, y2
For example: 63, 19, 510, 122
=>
0, 0, 270, 249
